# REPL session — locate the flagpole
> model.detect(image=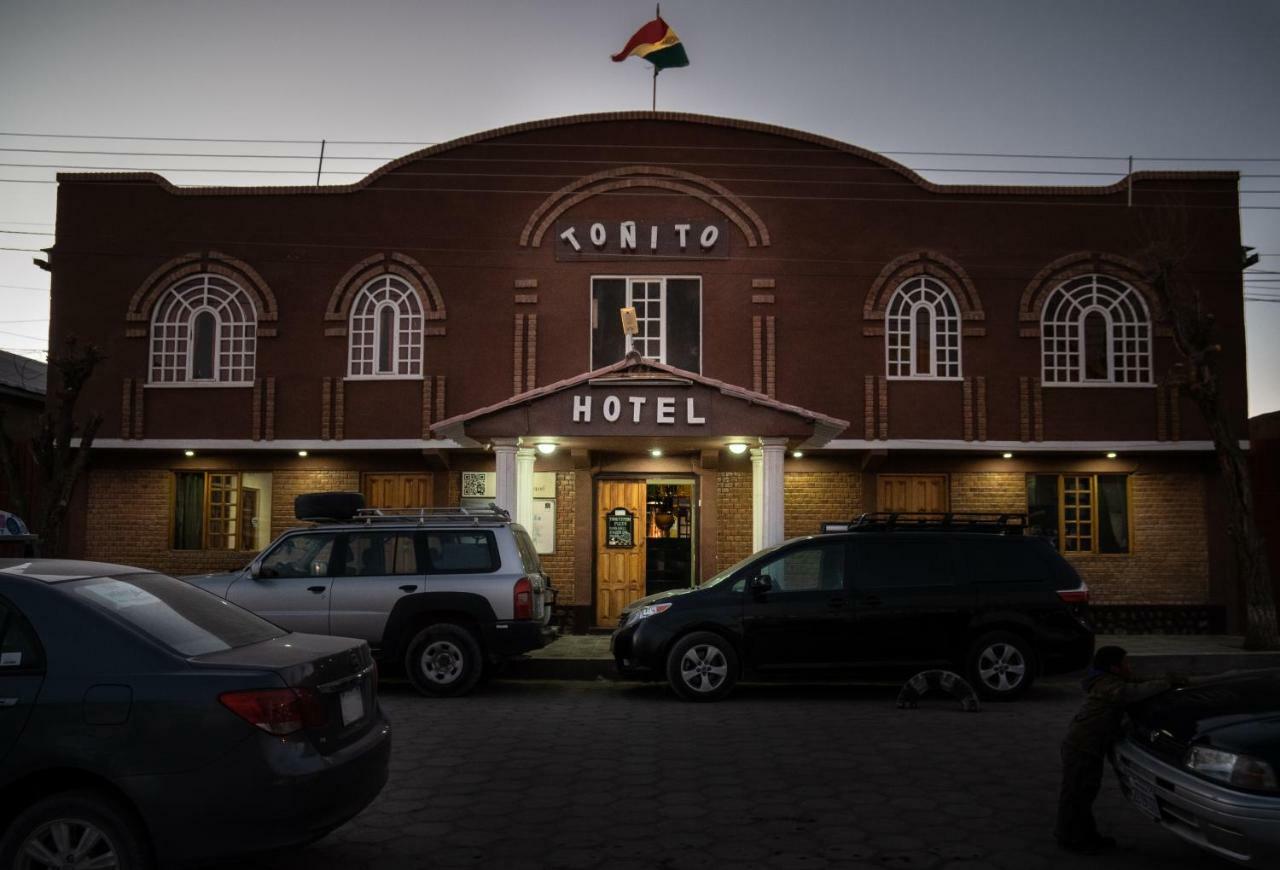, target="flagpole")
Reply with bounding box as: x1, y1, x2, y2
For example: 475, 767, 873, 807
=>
653, 3, 660, 111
